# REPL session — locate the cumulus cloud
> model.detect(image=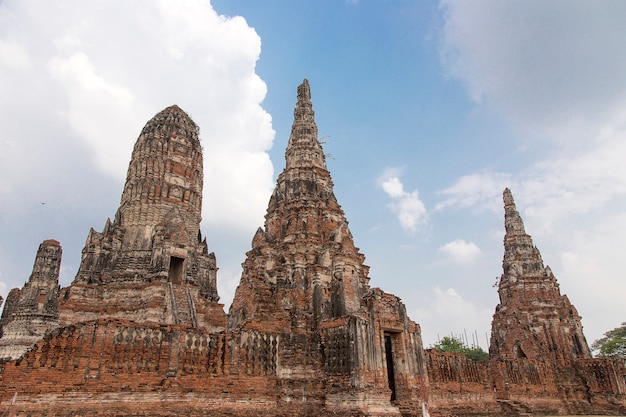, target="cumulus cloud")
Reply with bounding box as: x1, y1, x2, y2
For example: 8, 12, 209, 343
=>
0, 0, 274, 302
439, 239, 481, 263
378, 168, 428, 234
